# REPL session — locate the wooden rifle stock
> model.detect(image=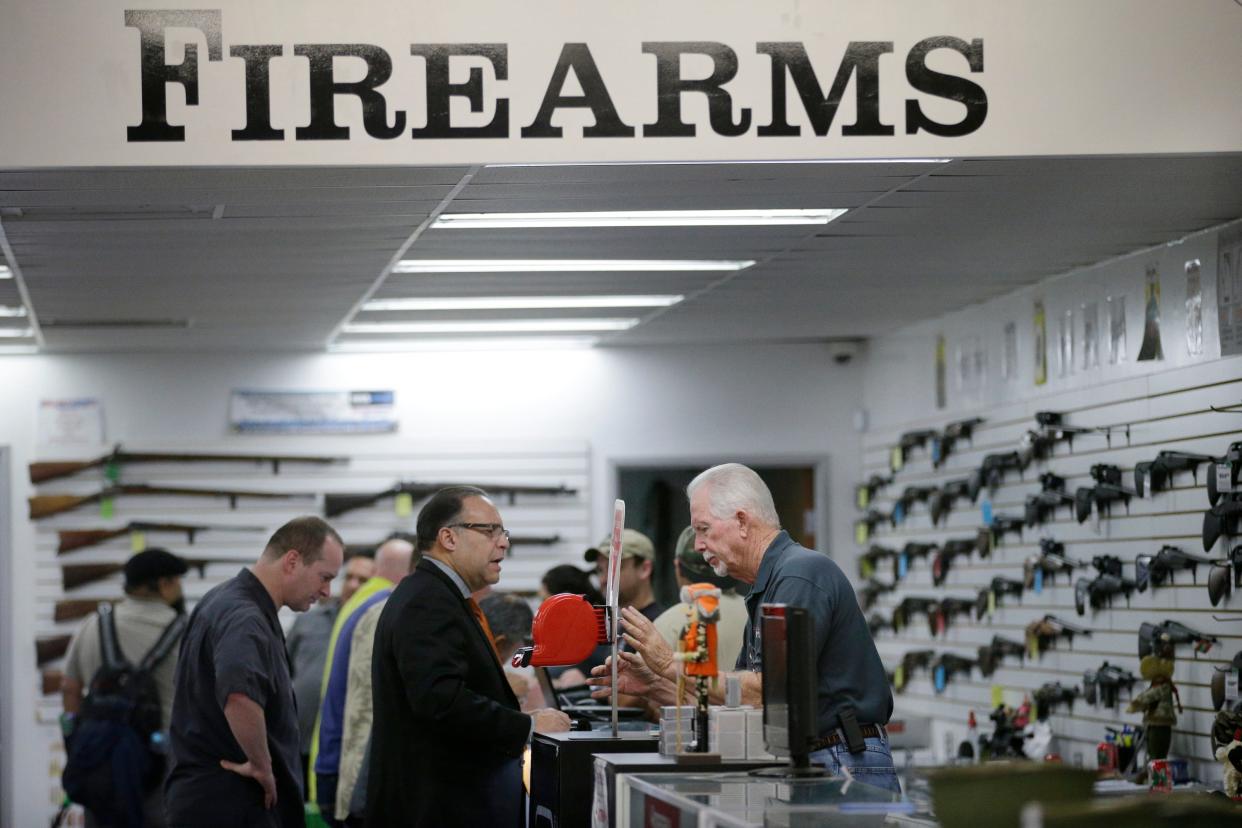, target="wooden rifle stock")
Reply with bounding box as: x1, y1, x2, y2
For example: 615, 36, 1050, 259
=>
36, 635, 71, 666
30, 484, 310, 520
63, 558, 222, 589
42, 669, 64, 695
30, 448, 348, 483
55, 599, 115, 623
57, 522, 266, 554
